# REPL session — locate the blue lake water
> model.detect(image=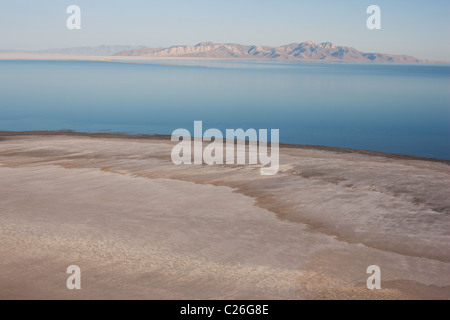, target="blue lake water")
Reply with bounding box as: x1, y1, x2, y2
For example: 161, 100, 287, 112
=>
0, 59, 449, 160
